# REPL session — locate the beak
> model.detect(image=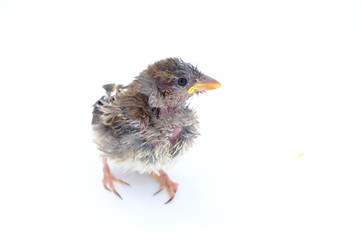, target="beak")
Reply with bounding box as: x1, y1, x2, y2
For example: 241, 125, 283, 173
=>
188, 75, 222, 94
